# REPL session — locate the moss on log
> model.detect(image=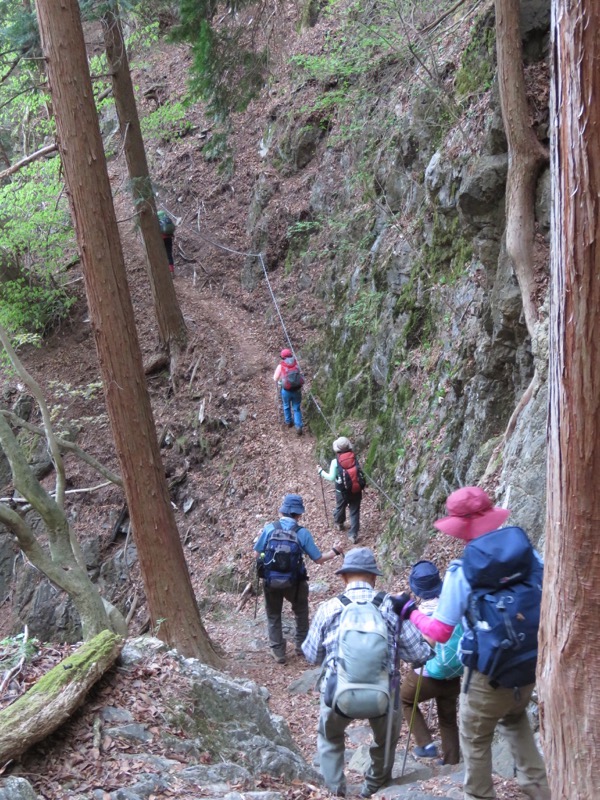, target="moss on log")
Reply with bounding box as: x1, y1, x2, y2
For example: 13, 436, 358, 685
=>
0, 630, 123, 763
